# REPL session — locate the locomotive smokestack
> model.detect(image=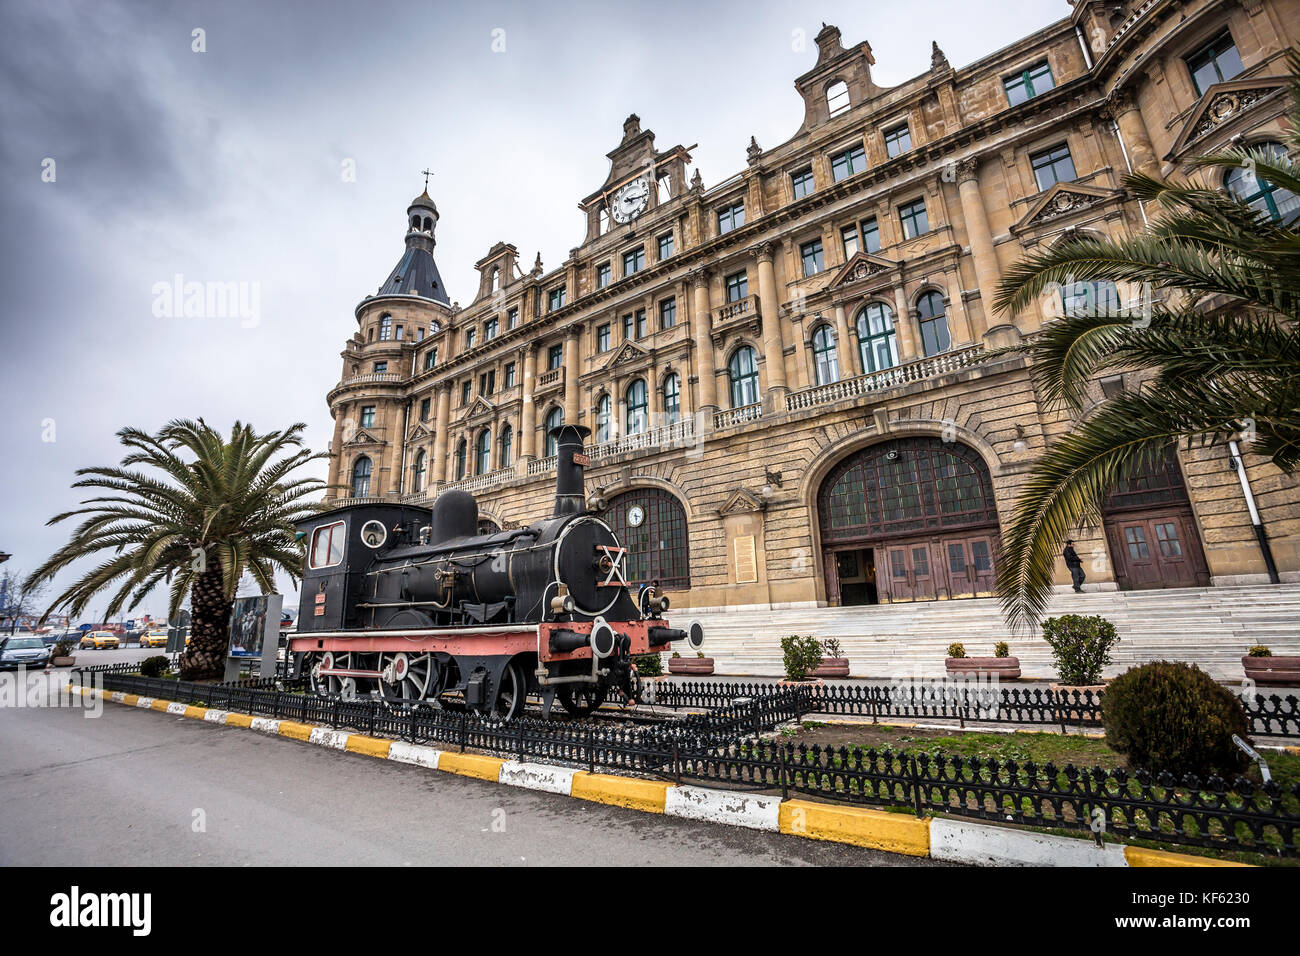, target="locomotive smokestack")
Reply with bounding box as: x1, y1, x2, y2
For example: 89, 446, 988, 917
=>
552, 423, 591, 517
